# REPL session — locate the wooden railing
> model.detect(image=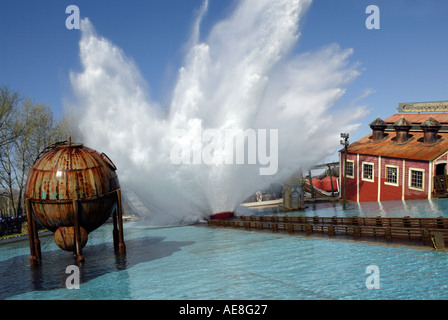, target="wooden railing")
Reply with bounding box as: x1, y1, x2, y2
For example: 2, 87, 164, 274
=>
207, 215, 448, 249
